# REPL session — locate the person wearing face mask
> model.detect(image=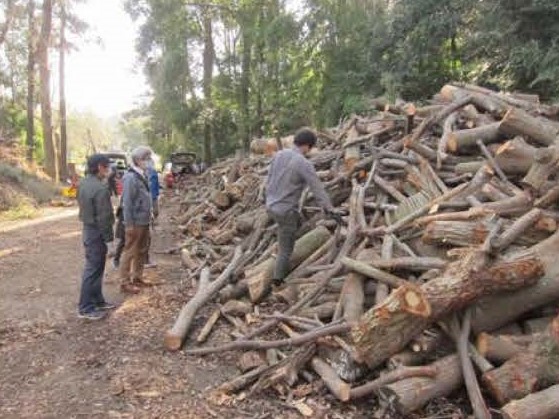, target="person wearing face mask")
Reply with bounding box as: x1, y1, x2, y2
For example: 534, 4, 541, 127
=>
118, 146, 154, 294
77, 154, 116, 320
